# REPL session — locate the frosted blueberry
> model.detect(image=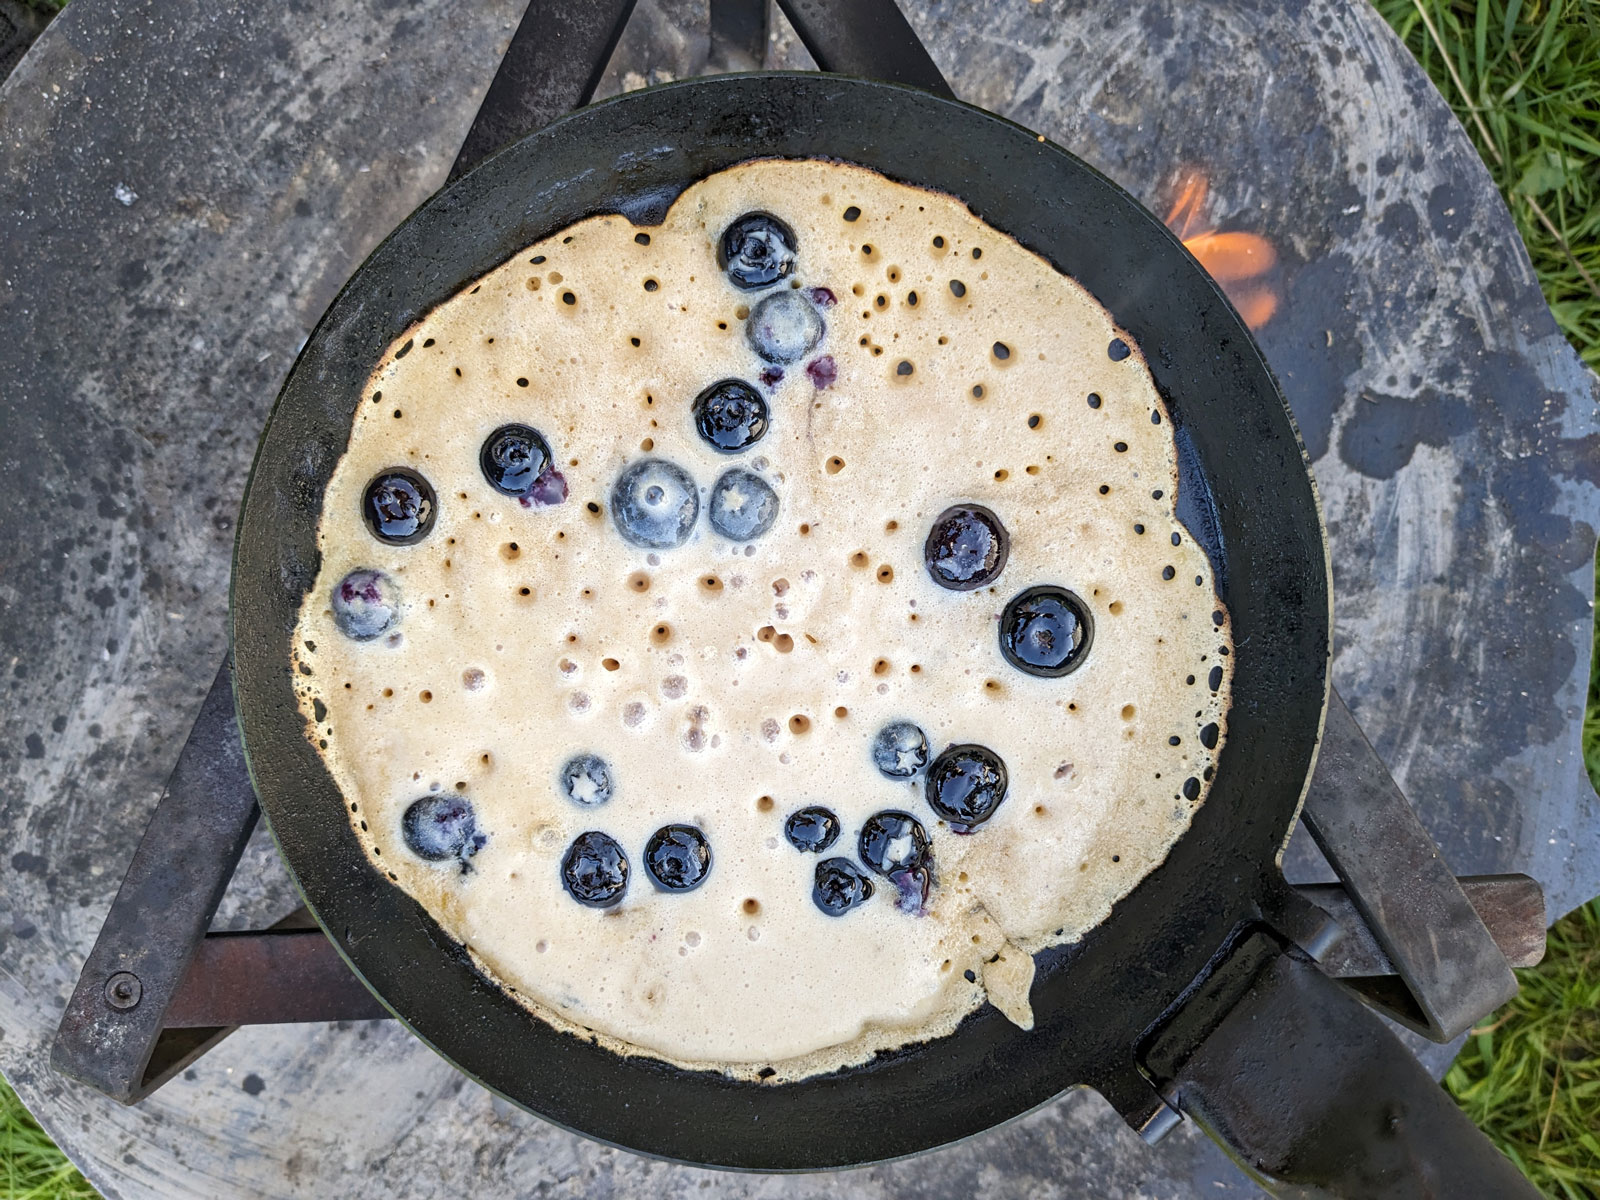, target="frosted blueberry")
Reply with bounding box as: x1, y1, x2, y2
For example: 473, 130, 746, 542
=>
708, 468, 778, 541
611, 458, 699, 549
